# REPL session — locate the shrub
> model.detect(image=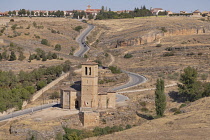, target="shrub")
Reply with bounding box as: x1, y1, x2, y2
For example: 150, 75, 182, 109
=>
180, 103, 186, 108
50, 91, 60, 99
198, 52, 203, 56
124, 53, 133, 58
26, 25, 30, 29
141, 107, 149, 112
24, 32, 30, 35
160, 27, 167, 32
36, 80, 47, 90
11, 24, 17, 30
10, 19, 14, 22
125, 124, 132, 129
54, 44, 61, 51
109, 66, 121, 74
139, 101, 146, 107
156, 44, 162, 47
94, 60, 102, 66
74, 26, 83, 32
84, 54, 88, 58
170, 108, 178, 112
165, 47, 173, 51
41, 39, 49, 46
